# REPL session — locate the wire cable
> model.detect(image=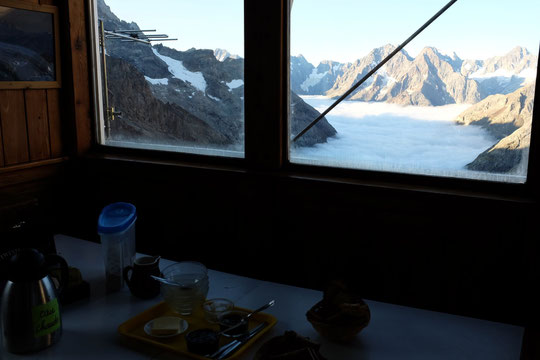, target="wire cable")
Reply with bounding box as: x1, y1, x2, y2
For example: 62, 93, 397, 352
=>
292, 0, 459, 143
